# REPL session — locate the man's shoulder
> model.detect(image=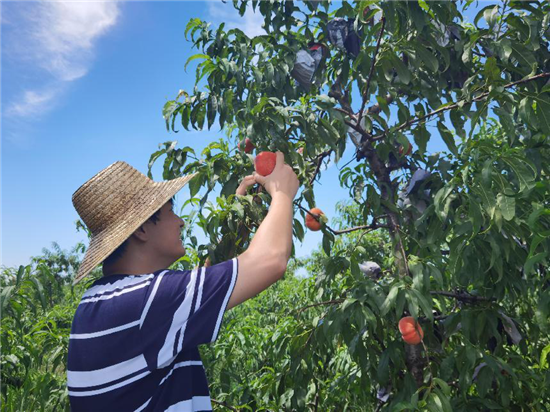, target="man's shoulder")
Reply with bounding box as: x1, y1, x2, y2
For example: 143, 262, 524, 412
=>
81, 273, 157, 301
